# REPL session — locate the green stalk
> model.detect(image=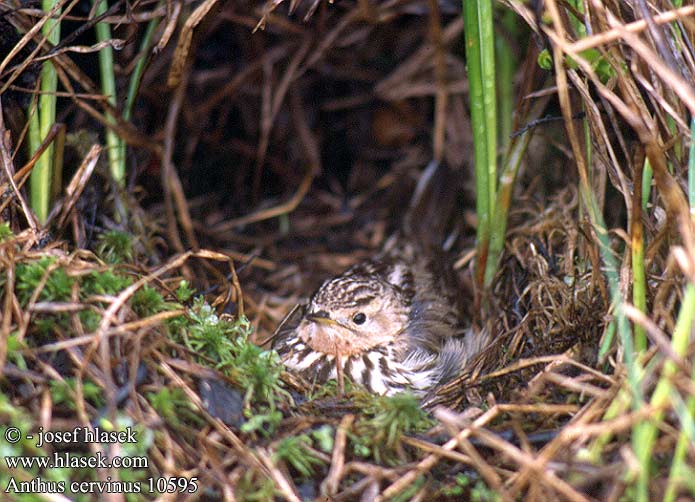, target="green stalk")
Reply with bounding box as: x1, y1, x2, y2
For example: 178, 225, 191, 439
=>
487, 134, 527, 280
29, 0, 61, 223
631, 232, 647, 352
635, 283, 695, 501
689, 117, 695, 210
664, 381, 695, 502
488, 94, 549, 281
545, 2, 641, 446
479, 2, 496, 218
574, 110, 643, 479
583, 180, 645, 494
581, 188, 639, 402
123, 15, 160, 121
119, 12, 160, 187
27, 98, 42, 196
588, 386, 631, 461
495, 9, 515, 153
597, 320, 615, 359
93, 0, 124, 185
663, 116, 695, 502
641, 158, 652, 211
632, 154, 647, 353
462, 0, 497, 287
